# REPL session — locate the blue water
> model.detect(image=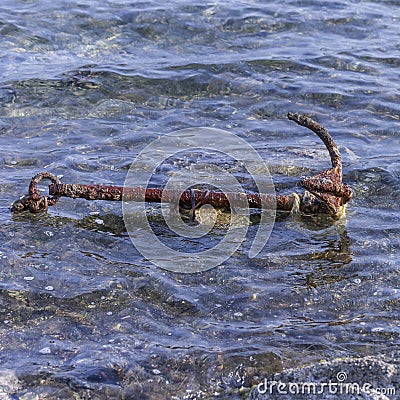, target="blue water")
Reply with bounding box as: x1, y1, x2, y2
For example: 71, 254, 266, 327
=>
0, 1, 399, 399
